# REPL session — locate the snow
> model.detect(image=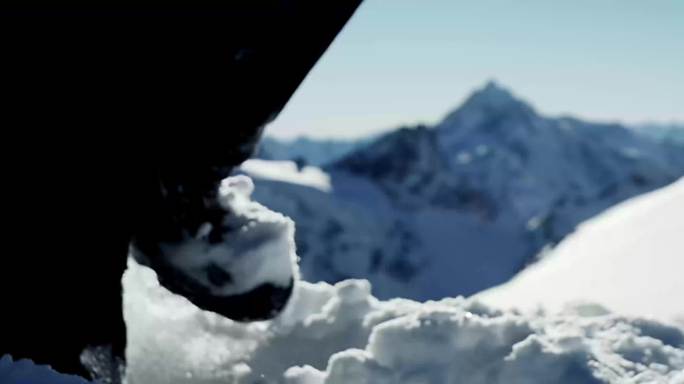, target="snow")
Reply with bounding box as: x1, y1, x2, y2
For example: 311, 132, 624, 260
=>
121, 262, 684, 384
120, 257, 684, 384
136, 175, 298, 296
3, 176, 684, 384
477, 177, 684, 326
245, 172, 413, 296
240, 159, 332, 192
122, 176, 684, 383
6, 270, 684, 384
